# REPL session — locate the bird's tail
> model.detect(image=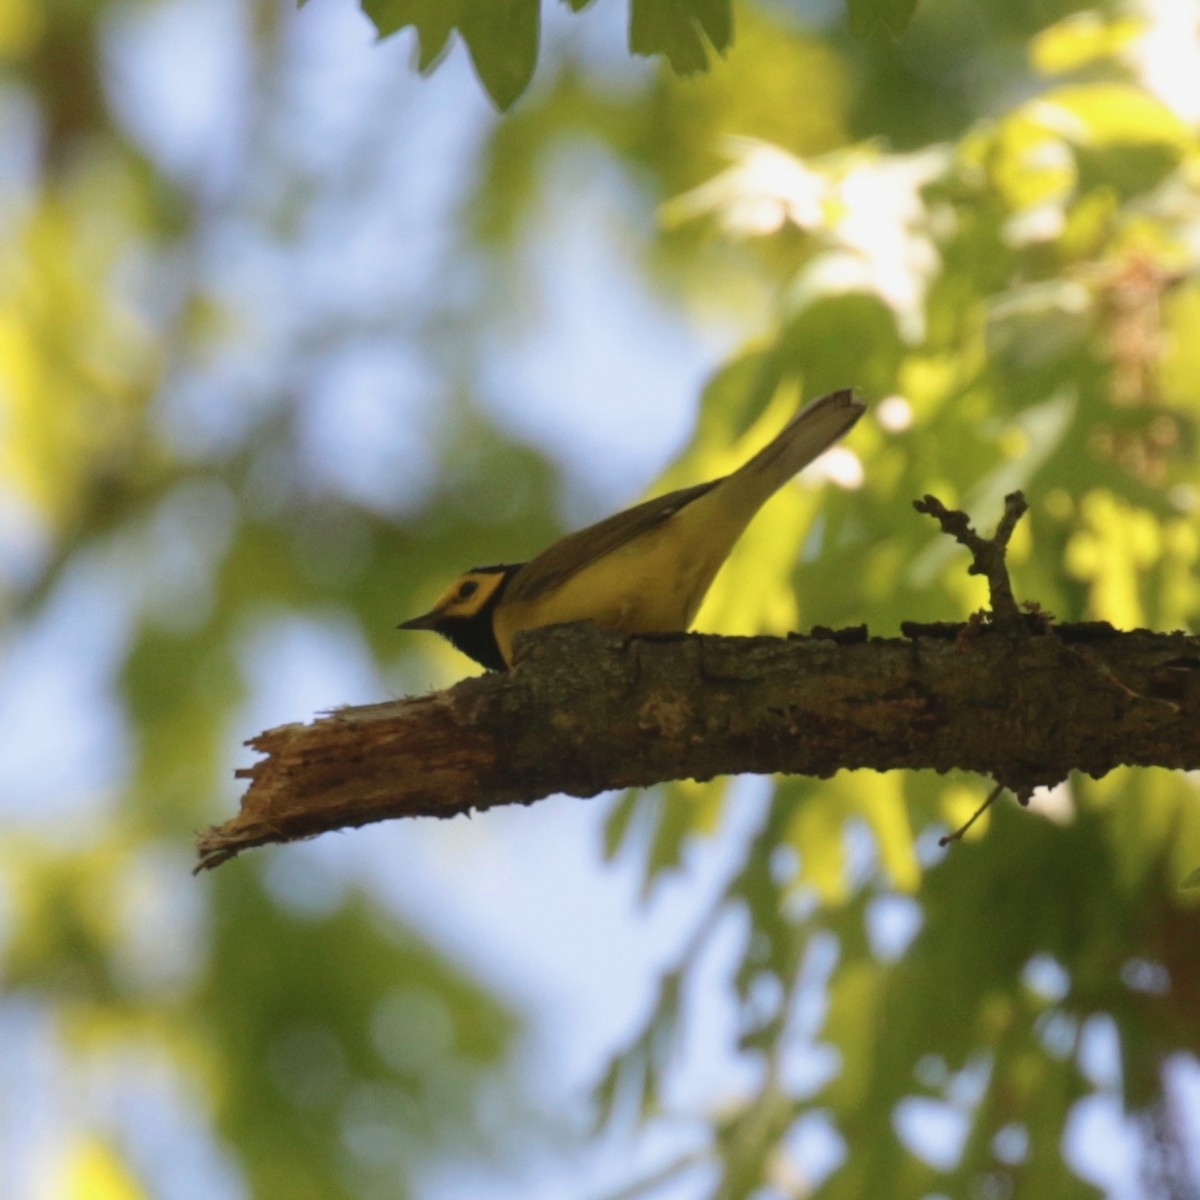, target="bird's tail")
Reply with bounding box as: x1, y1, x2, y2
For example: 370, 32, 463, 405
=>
729, 387, 865, 504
